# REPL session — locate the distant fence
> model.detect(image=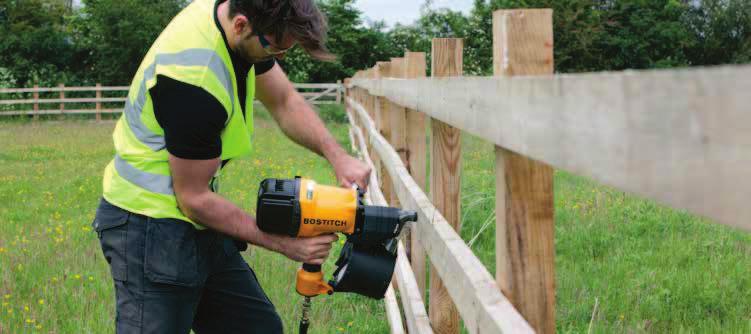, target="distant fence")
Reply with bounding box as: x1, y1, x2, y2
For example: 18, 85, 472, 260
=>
344, 8, 750, 334
0, 82, 342, 120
